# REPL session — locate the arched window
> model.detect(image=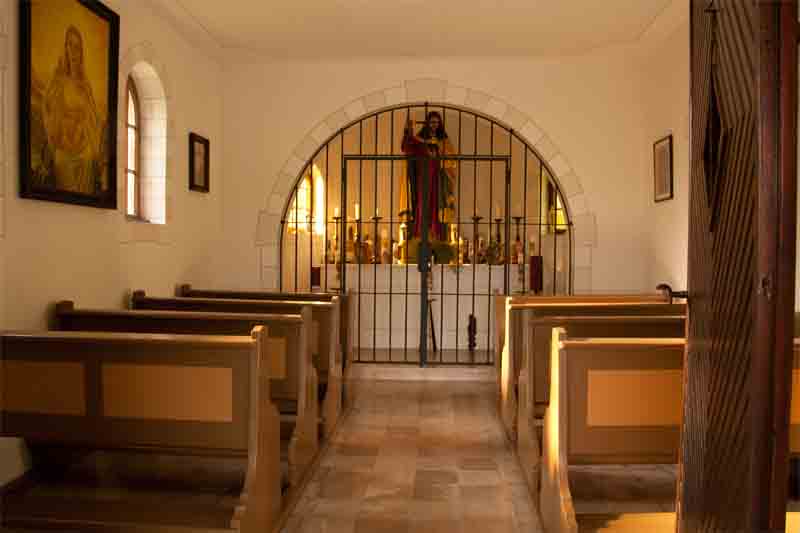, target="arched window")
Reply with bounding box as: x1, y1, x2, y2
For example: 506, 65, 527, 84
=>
126, 77, 141, 218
